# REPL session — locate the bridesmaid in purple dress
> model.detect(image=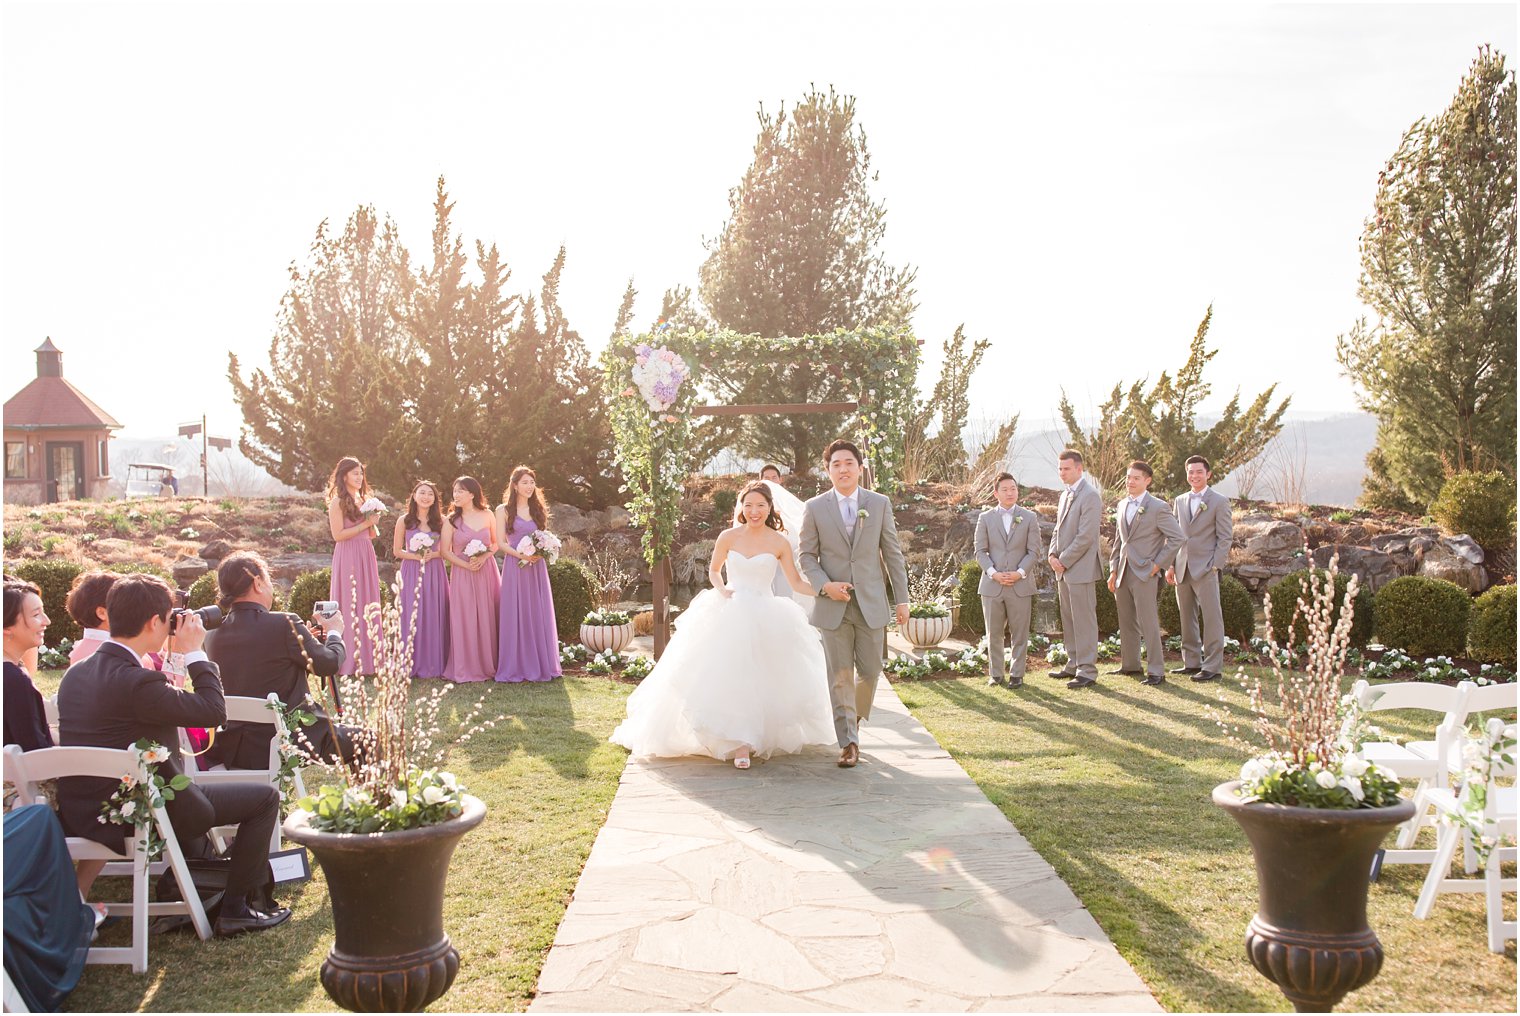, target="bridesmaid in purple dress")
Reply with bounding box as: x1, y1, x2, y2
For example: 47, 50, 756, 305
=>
442, 476, 500, 682
327, 456, 382, 676
495, 465, 563, 683
393, 480, 450, 679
